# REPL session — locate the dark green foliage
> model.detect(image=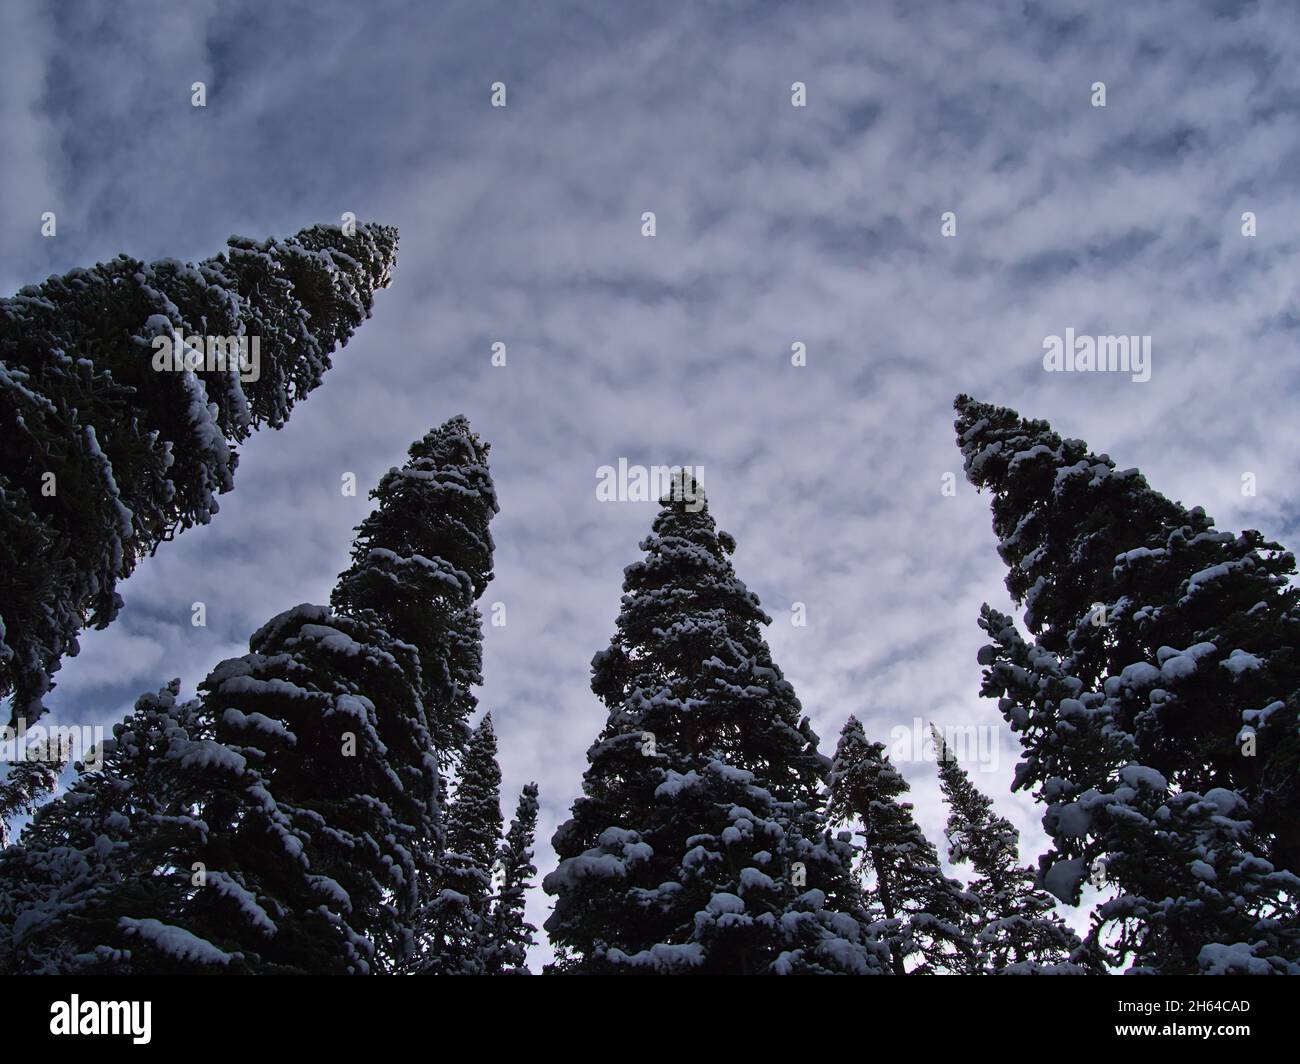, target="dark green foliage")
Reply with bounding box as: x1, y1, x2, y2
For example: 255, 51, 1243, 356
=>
422, 714, 503, 974
0, 222, 399, 722
827, 717, 980, 974
957, 395, 1300, 973
485, 781, 539, 974
930, 725, 1086, 973
332, 415, 497, 759
545, 477, 887, 974
0, 417, 497, 975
